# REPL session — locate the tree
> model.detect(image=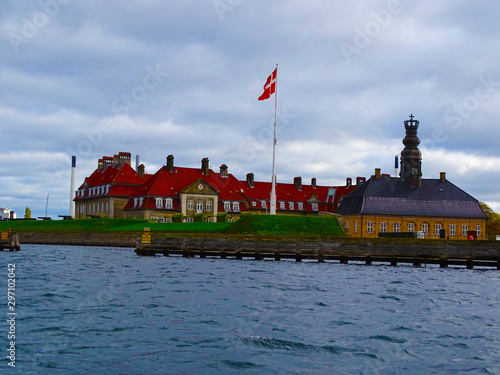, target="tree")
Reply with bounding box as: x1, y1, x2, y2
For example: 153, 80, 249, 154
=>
24, 207, 31, 219
480, 202, 500, 236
